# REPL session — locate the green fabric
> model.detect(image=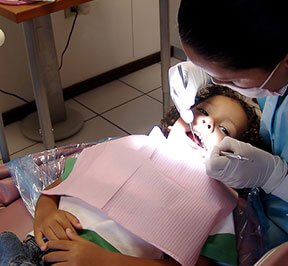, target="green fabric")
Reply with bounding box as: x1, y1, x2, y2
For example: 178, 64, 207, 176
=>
60, 157, 77, 181
80, 229, 120, 253
60, 157, 238, 264
200, 234, 237, 265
